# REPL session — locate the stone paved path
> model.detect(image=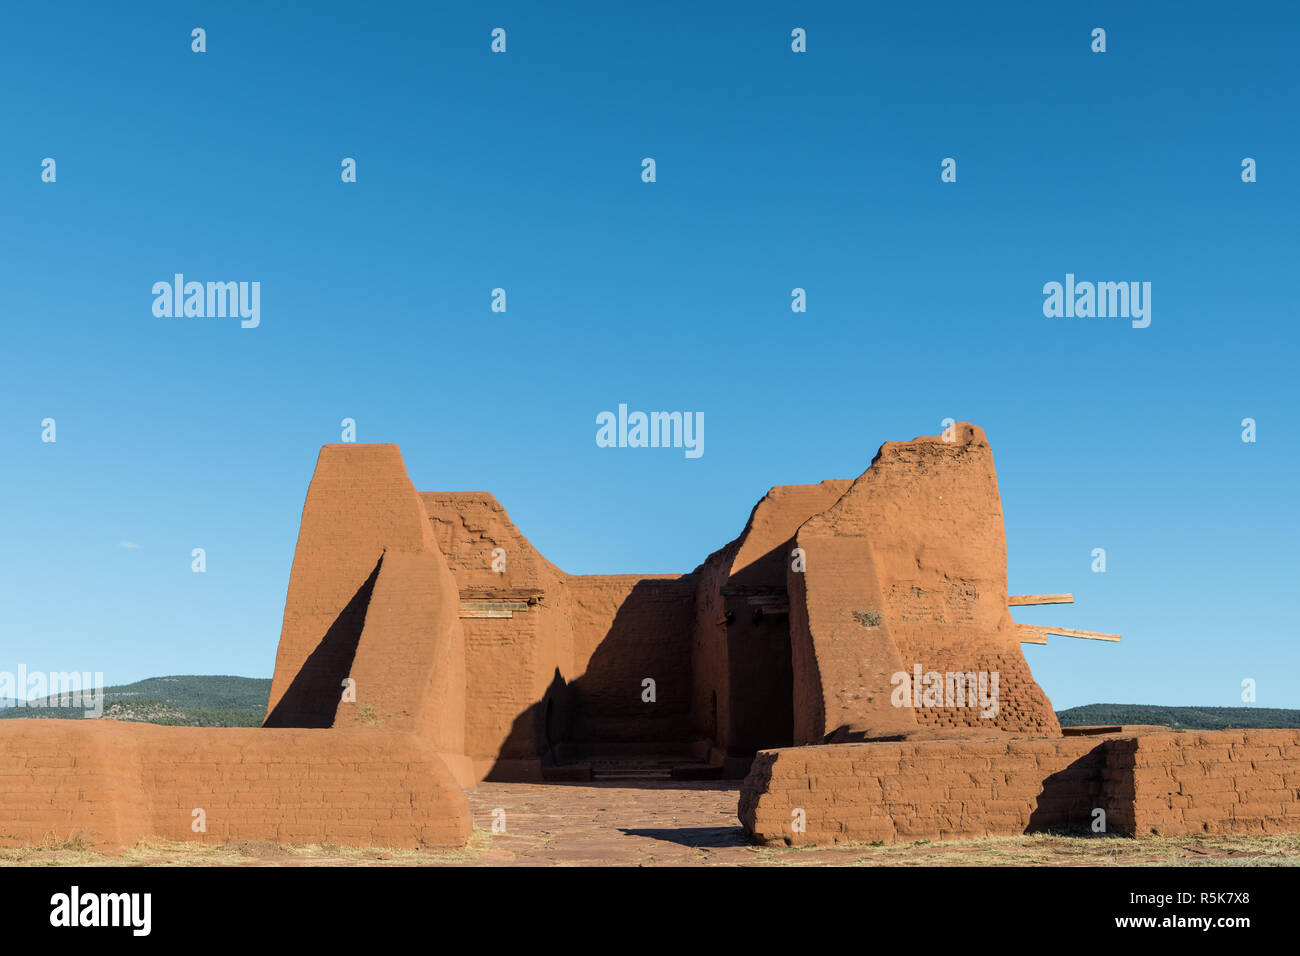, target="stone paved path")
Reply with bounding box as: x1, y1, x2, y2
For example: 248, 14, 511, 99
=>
466, 782, 754, 866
